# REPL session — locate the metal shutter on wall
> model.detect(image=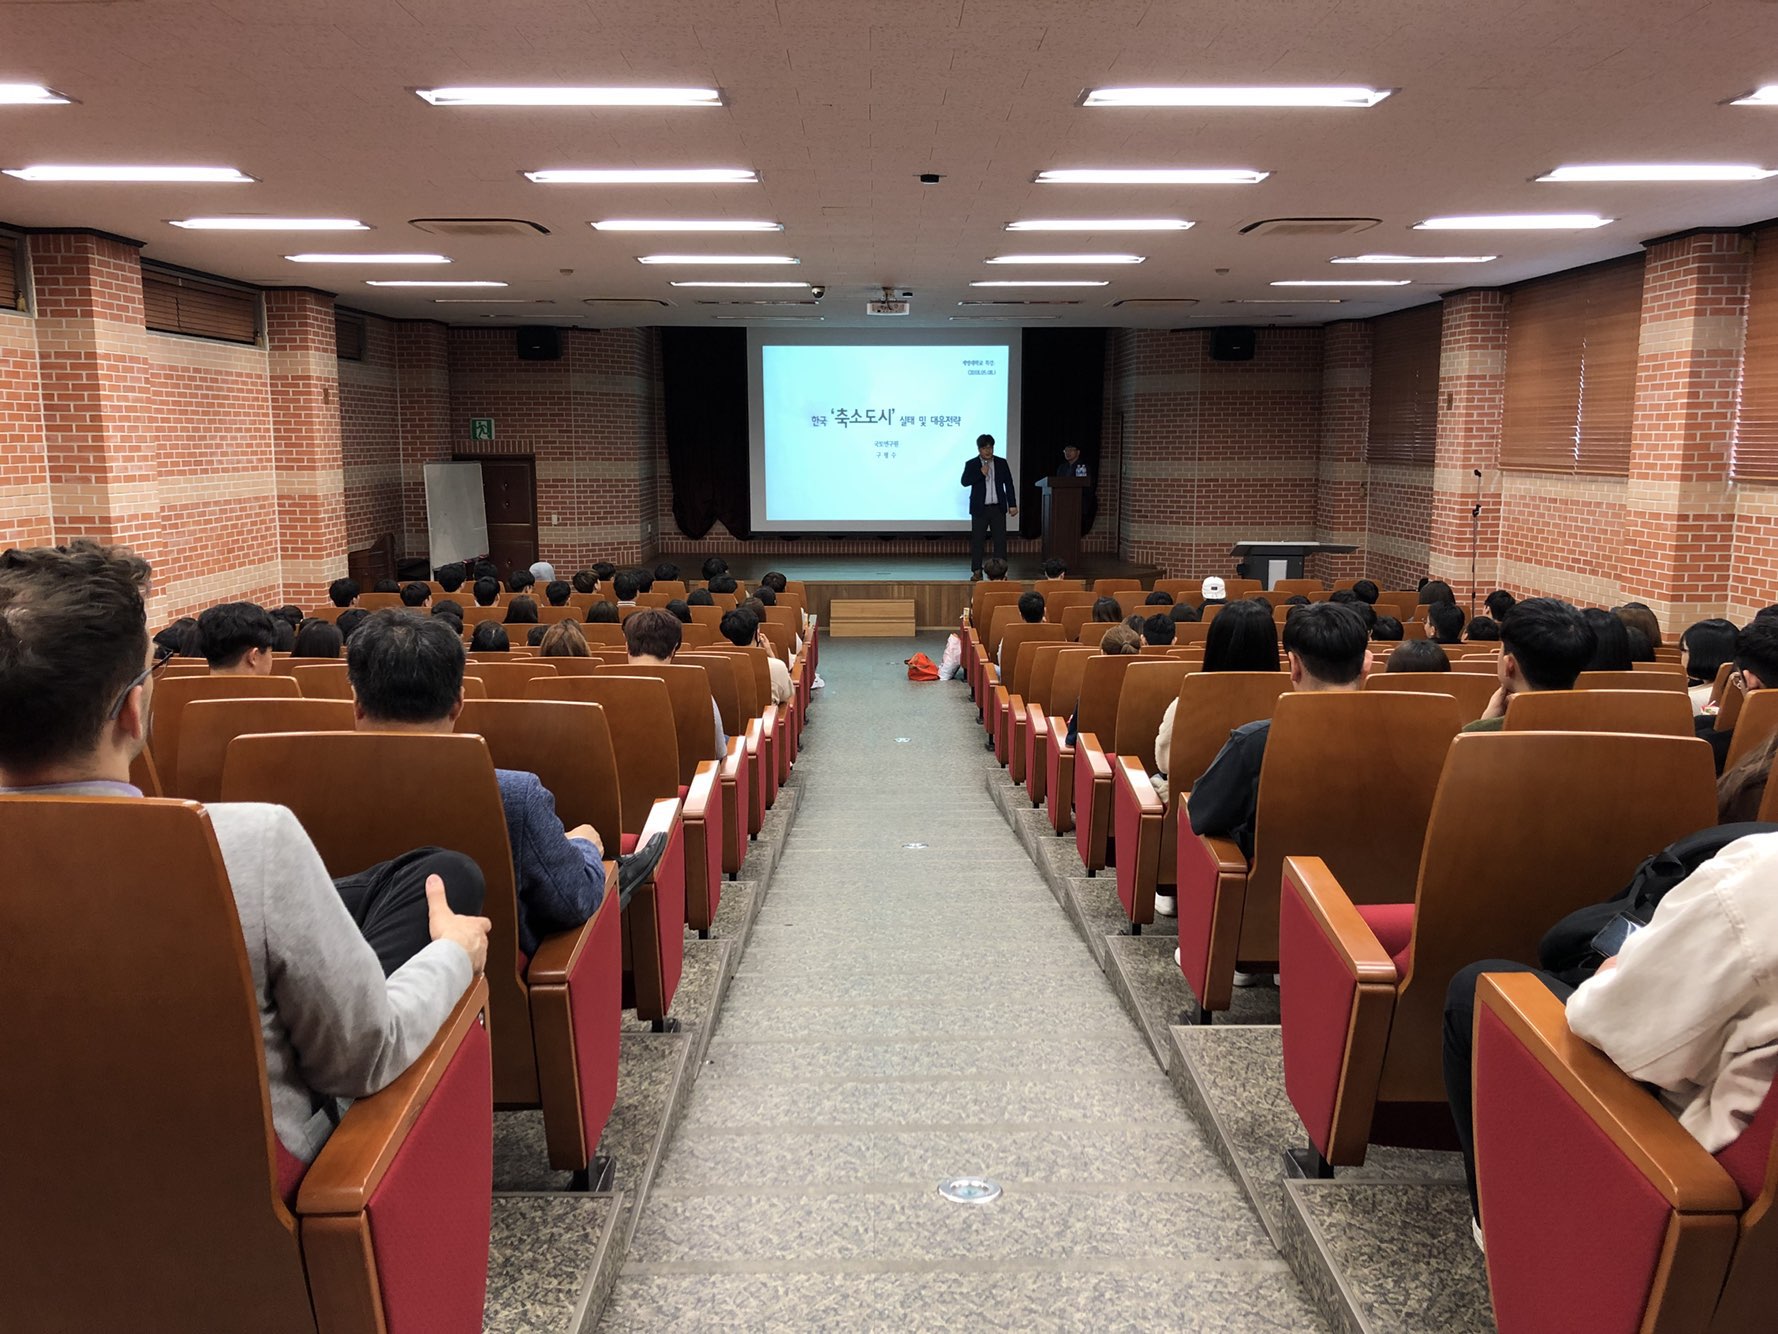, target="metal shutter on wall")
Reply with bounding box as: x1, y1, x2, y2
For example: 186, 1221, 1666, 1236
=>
141, 266, 260, 344
1365, 301, 1443, 465
0, 234, 20, 311
334, 310, 366, 361
1733, 229, 1778, 482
